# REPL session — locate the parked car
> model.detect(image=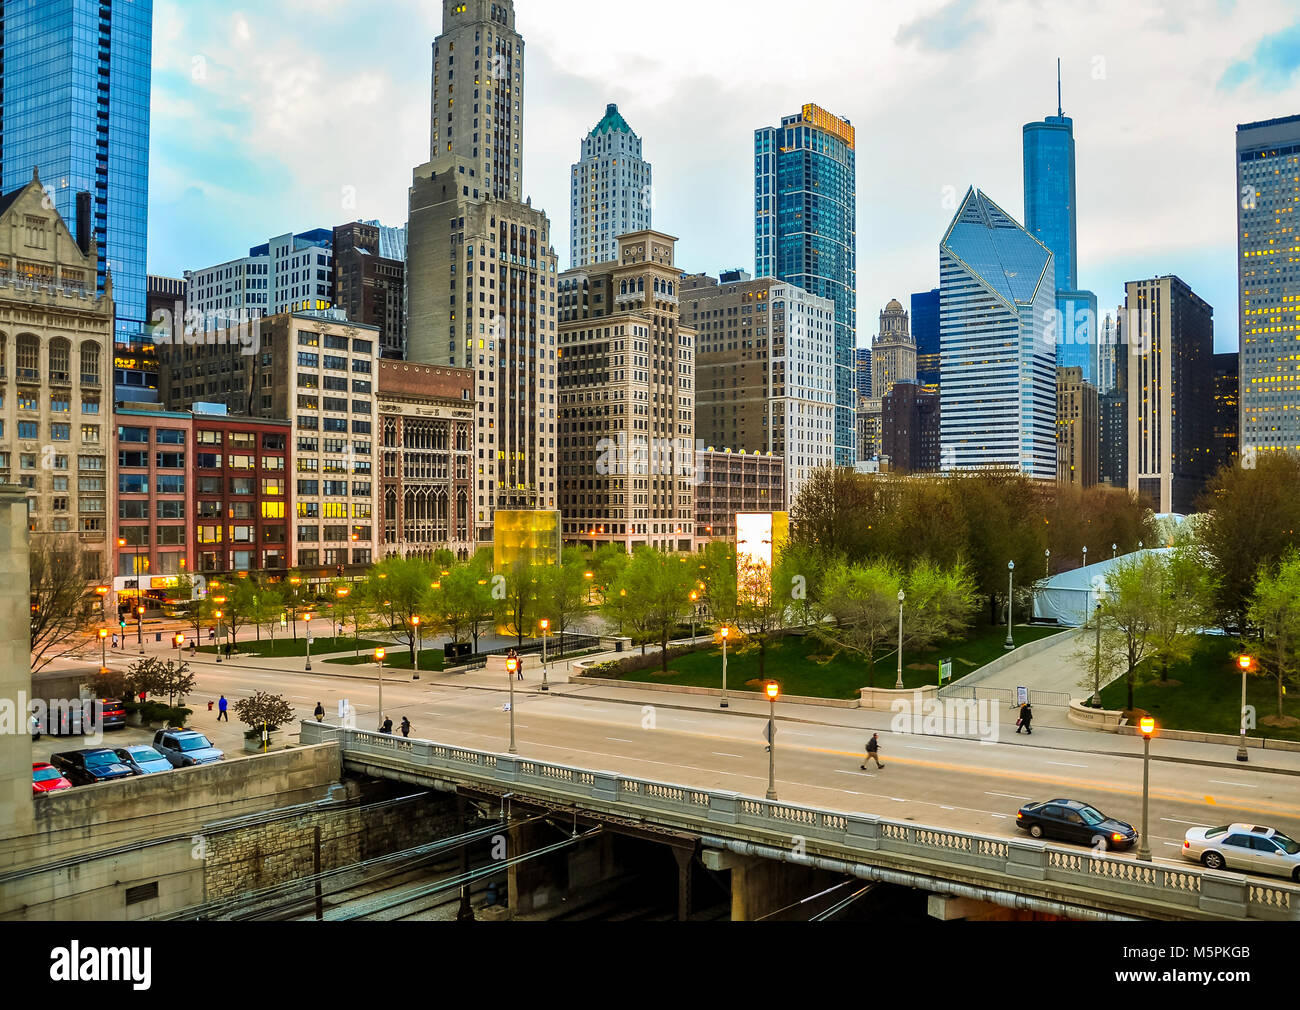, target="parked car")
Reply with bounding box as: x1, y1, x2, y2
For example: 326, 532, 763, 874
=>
31, 763, 72, 795
1015, 798, 1139, 851
48, 749, 136, 786
1182, 824, 1300, 881
152, 730, 224, 768
99, 698, 127, 732
112, 745, 173, 776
